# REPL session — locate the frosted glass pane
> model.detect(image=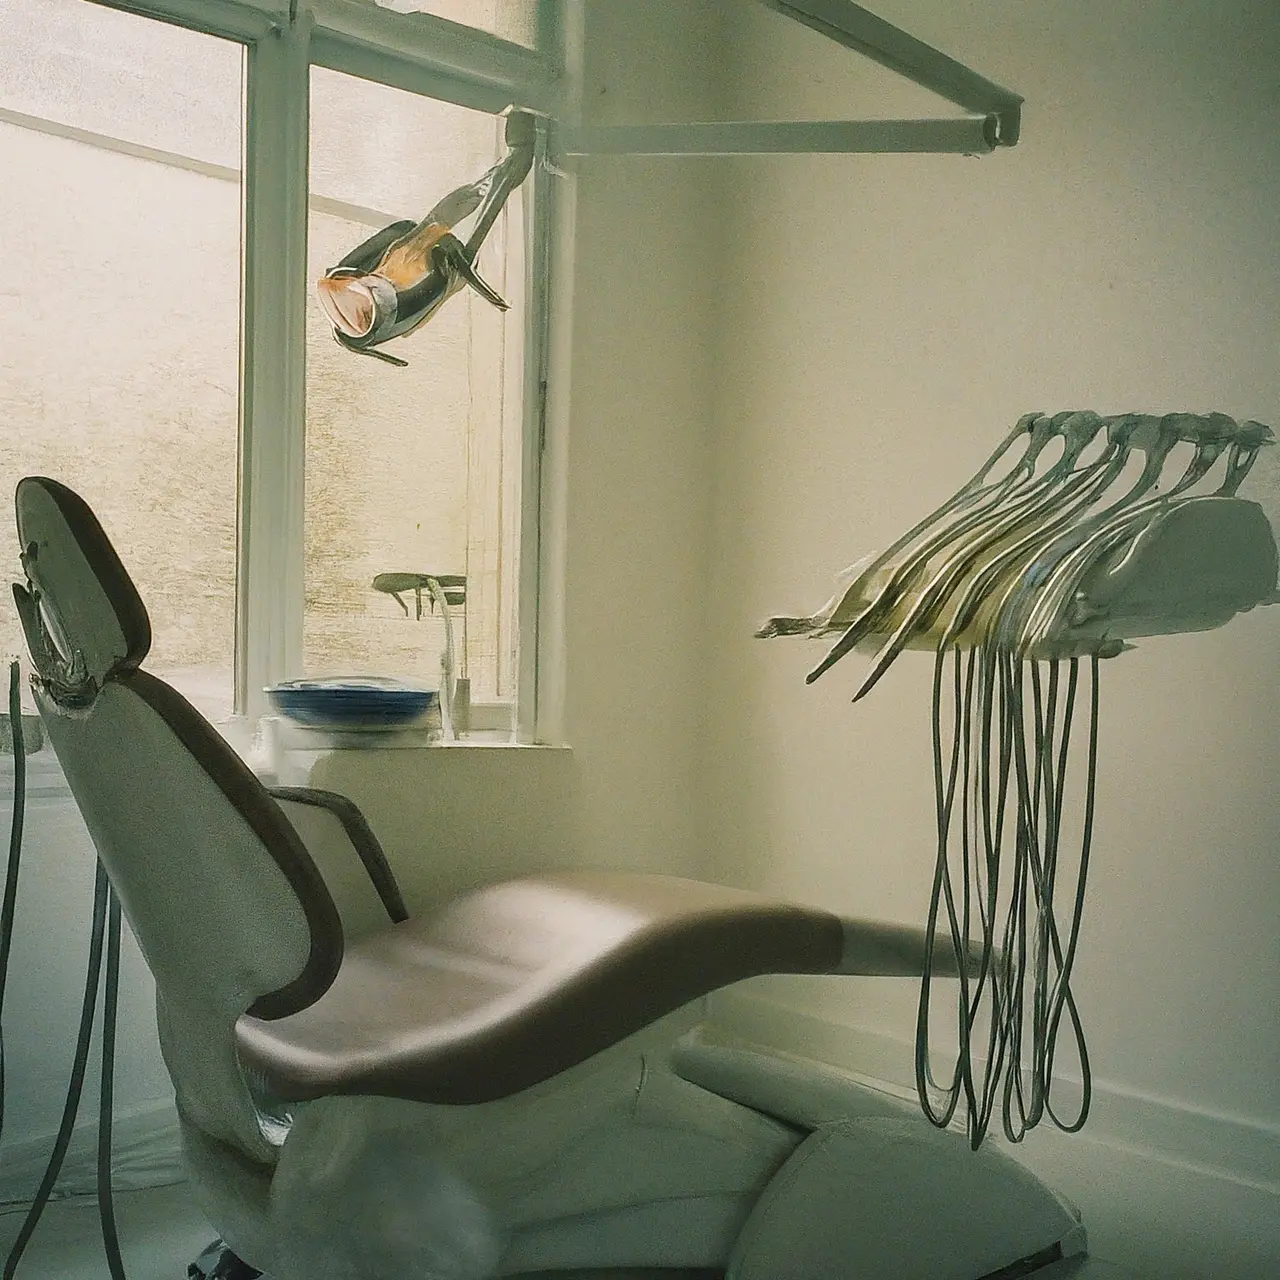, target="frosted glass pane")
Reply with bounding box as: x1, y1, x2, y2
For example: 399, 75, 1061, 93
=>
369, 0, 538, 48
0, 0, 242, 171
303, 73, 523, 706
0, 10, 241, 724
309, 66, 501, 217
